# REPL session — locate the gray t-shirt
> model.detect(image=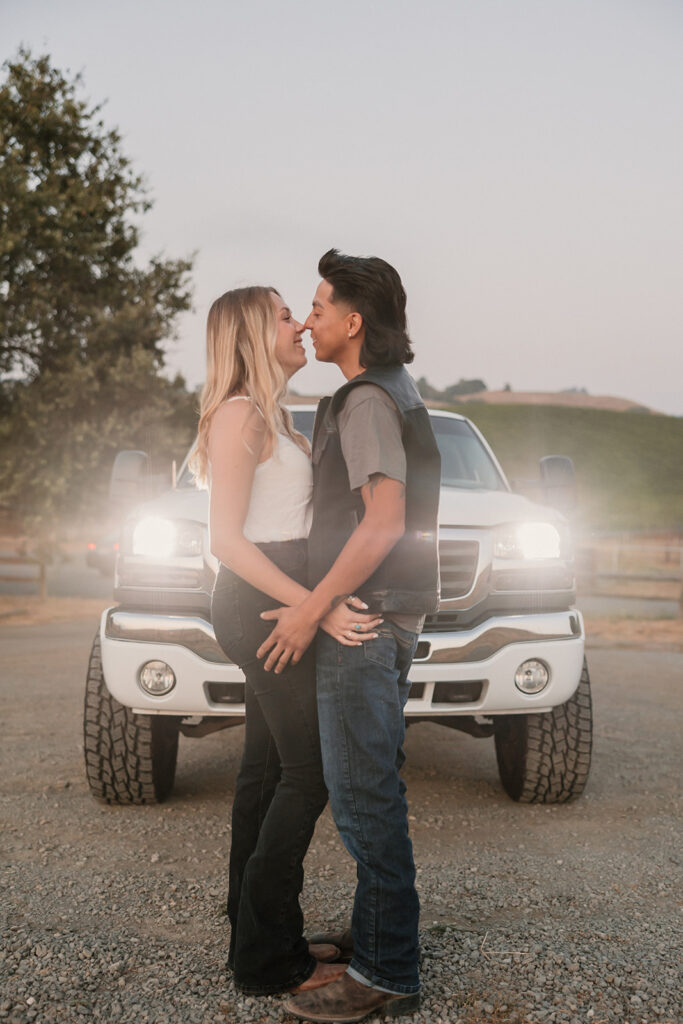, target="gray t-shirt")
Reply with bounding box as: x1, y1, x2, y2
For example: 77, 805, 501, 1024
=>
336, 383, 425, 635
